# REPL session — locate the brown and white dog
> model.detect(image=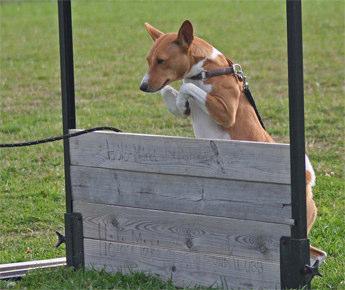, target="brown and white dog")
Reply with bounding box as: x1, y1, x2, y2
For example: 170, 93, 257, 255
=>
140, 20, 325, 261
